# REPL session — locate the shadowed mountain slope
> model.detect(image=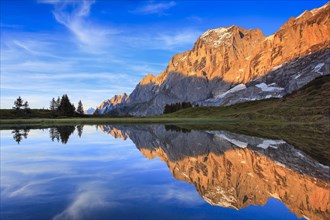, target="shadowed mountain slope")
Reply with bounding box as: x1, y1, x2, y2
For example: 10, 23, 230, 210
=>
165, 74, 330, 122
